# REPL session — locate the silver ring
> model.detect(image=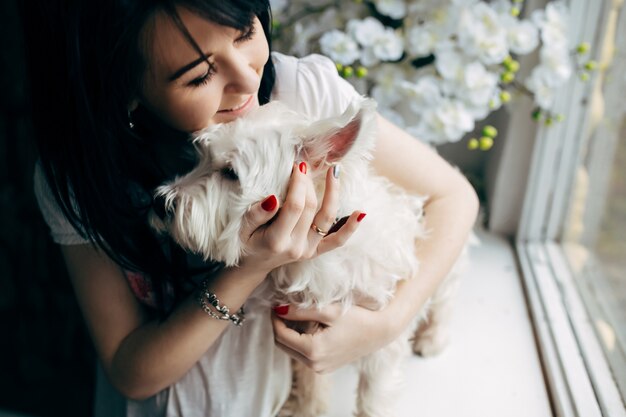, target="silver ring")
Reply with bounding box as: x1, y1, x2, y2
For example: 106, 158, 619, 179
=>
311, 223, 328, 237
